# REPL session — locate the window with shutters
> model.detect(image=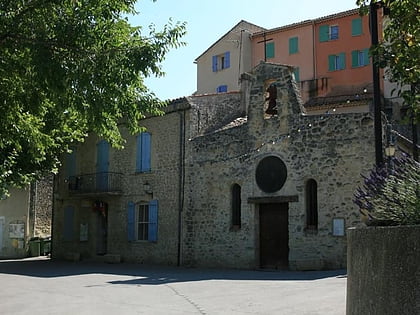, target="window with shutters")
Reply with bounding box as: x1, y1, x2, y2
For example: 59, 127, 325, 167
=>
328, 53, 346, 71
265, 42, 275, 59
212, 51, 230, 72
305, 179, 318, 230
127, 200, 158, 242
351, 49, 370, 67
231, 184, 241, 228
319, 25, 339, 42
289, 37, 298, 54
351, 18, 362, 36
217, 85, 228, 93
136, 132, 151, 173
